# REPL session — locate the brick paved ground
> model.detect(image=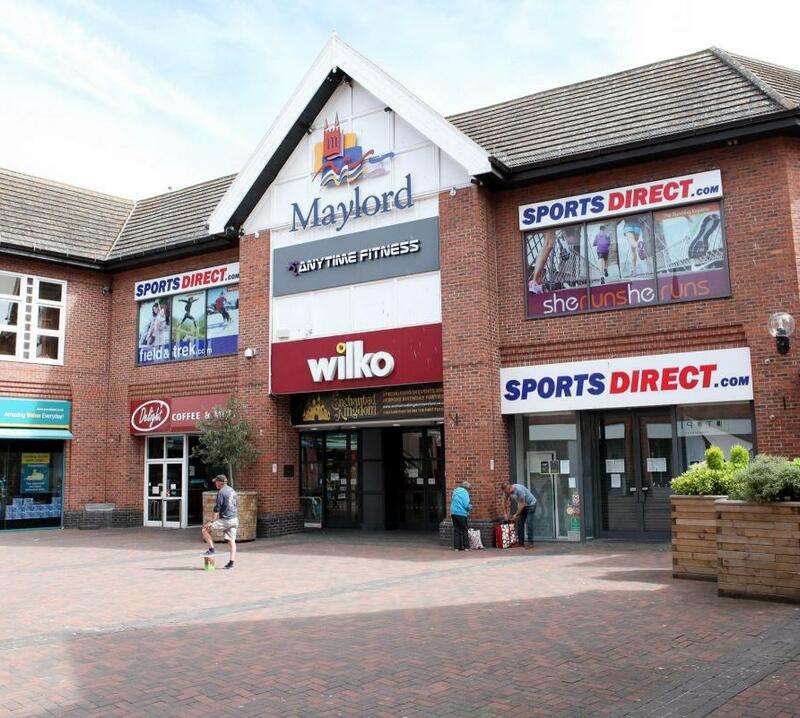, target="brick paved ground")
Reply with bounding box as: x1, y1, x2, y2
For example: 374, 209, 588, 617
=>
1, 529, 799, 718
